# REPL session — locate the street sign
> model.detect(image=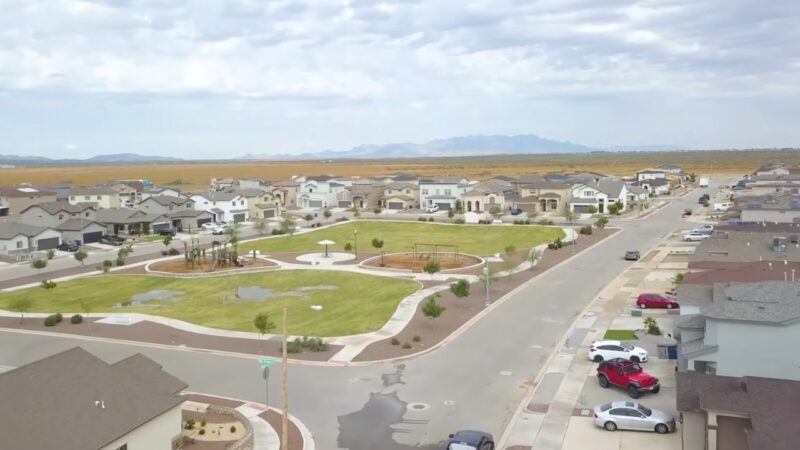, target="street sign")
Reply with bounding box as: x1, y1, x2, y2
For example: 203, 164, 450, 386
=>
262, 366, 270, 380
259, 359, 274, 368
